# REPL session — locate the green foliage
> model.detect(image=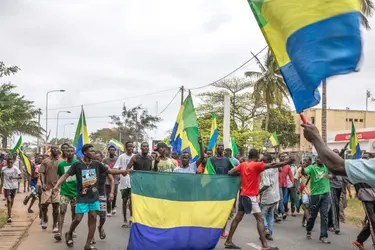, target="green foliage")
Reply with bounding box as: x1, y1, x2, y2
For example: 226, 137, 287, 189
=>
90, 128, 118, 144
0, 63, 44, 148
49, 138, 74, 146
262, 106, 299, 149
109, 104, 161, 145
